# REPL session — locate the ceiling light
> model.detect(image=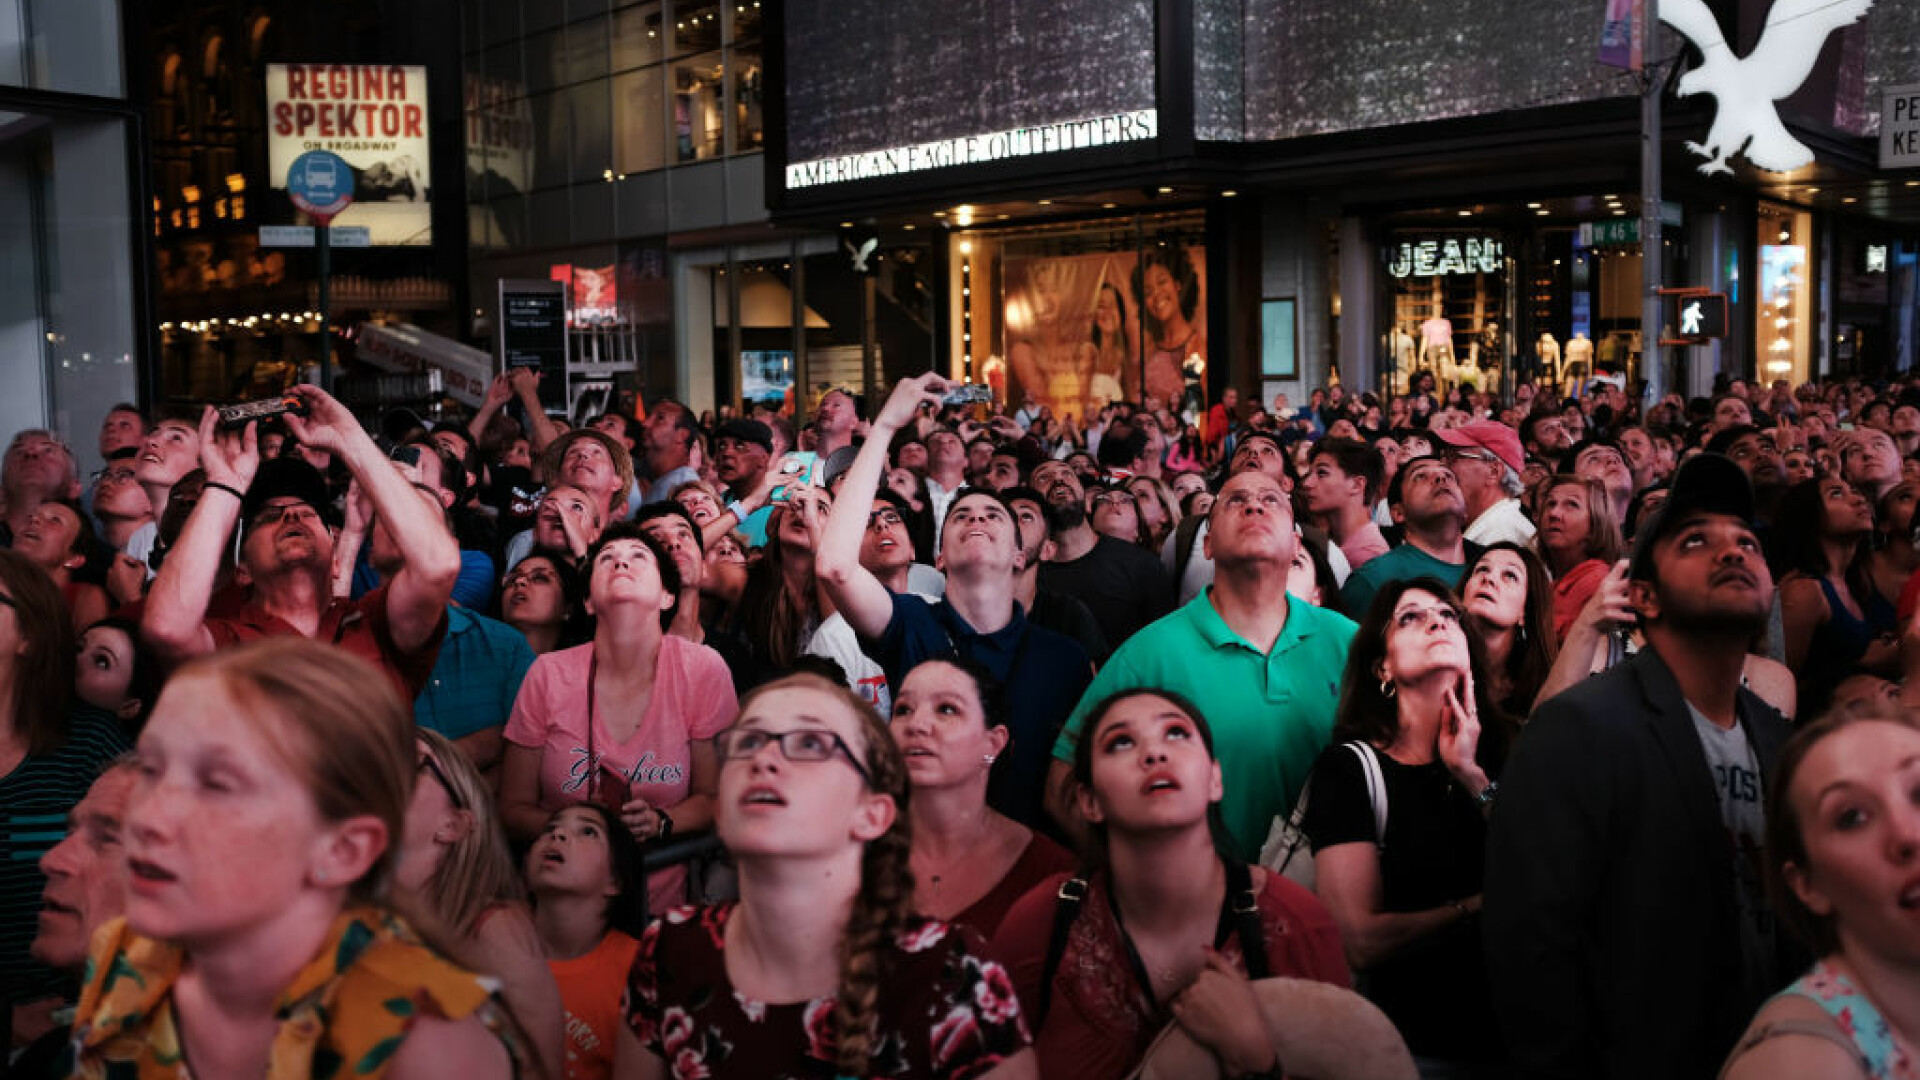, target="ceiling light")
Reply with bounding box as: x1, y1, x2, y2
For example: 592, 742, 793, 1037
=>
1220, 190, 1237, 198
